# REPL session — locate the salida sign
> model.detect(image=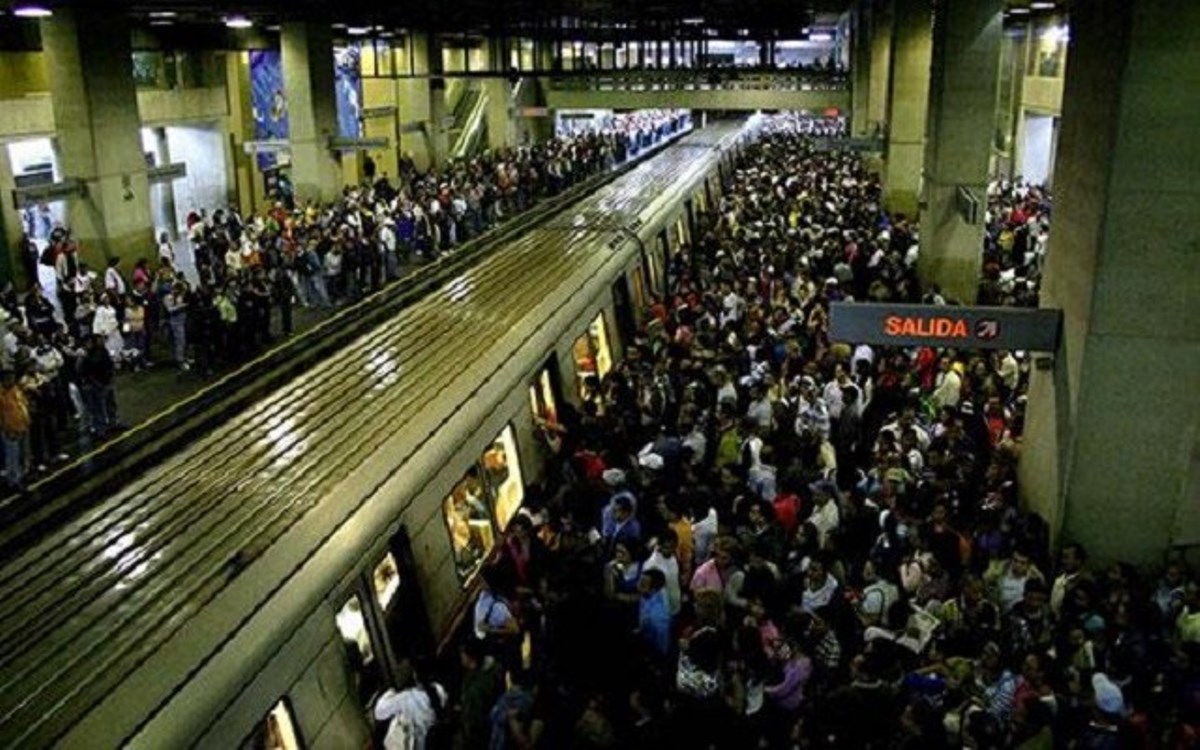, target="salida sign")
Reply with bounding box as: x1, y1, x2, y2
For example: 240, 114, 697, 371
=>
830, 303, 1062, 351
